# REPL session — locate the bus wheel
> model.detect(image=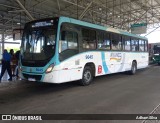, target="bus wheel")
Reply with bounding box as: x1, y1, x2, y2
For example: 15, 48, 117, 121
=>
80, 66, 93, 86
130, 61, 137, 75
